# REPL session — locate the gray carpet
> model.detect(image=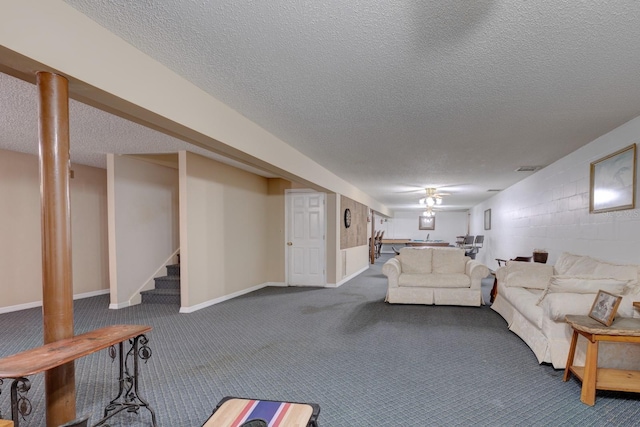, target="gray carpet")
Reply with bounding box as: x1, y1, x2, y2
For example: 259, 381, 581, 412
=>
2, 254, 640, 426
